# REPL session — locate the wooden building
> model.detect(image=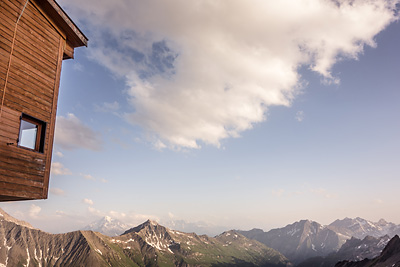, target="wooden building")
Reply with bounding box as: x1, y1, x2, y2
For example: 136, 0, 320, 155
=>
0, 0, 87, 201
